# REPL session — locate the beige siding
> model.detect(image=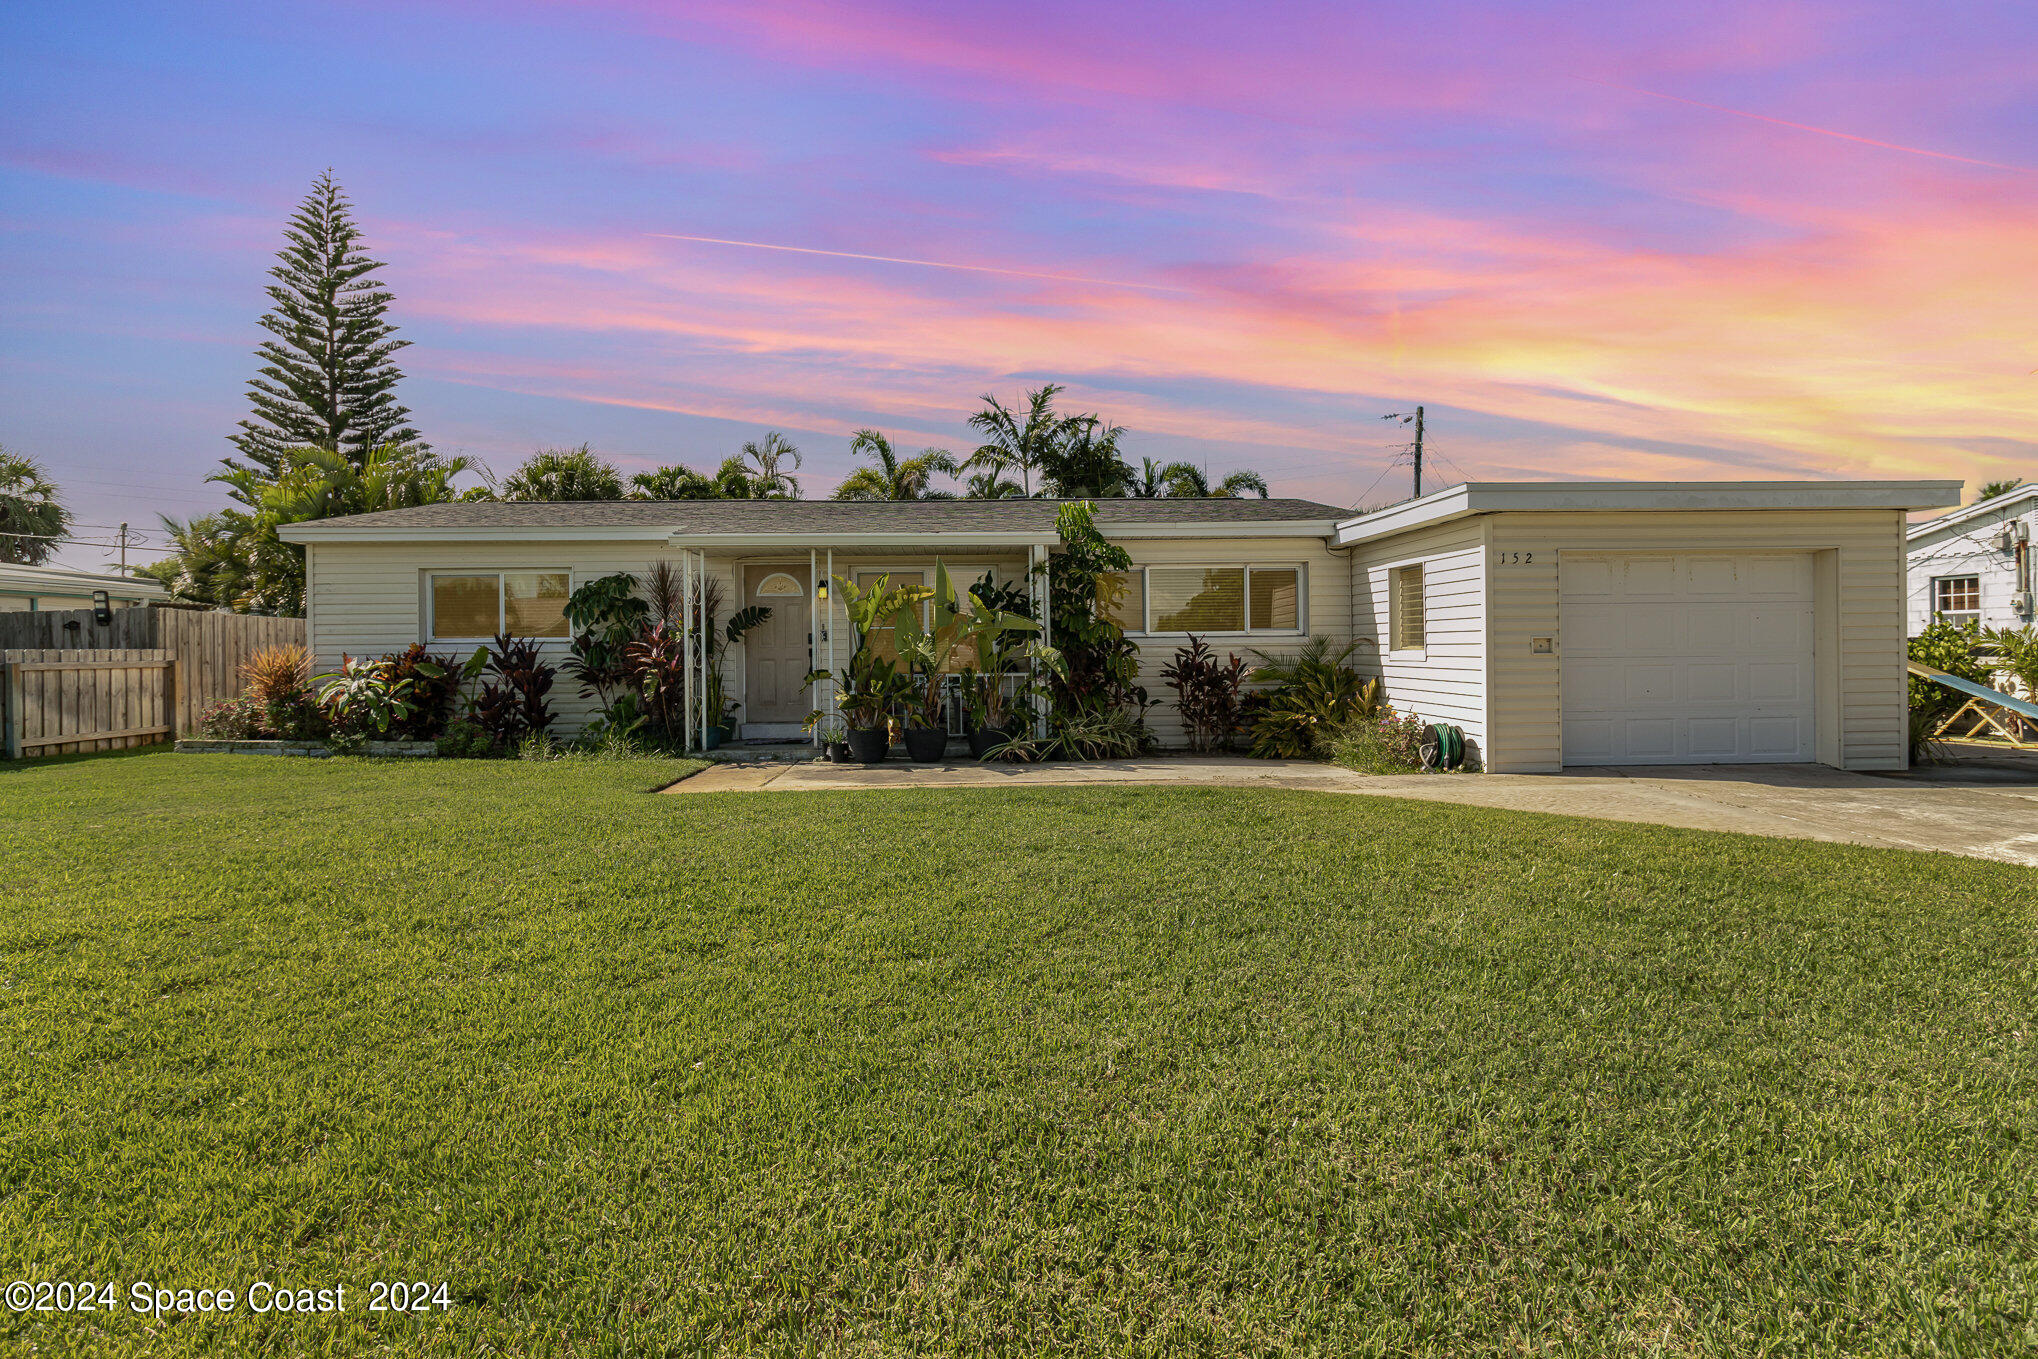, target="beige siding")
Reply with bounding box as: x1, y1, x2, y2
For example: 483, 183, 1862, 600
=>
1345, 519, 1489, 761
1483, 509, 1909, 772
1118, 534, 1352, 748
305, 540, 743, 732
